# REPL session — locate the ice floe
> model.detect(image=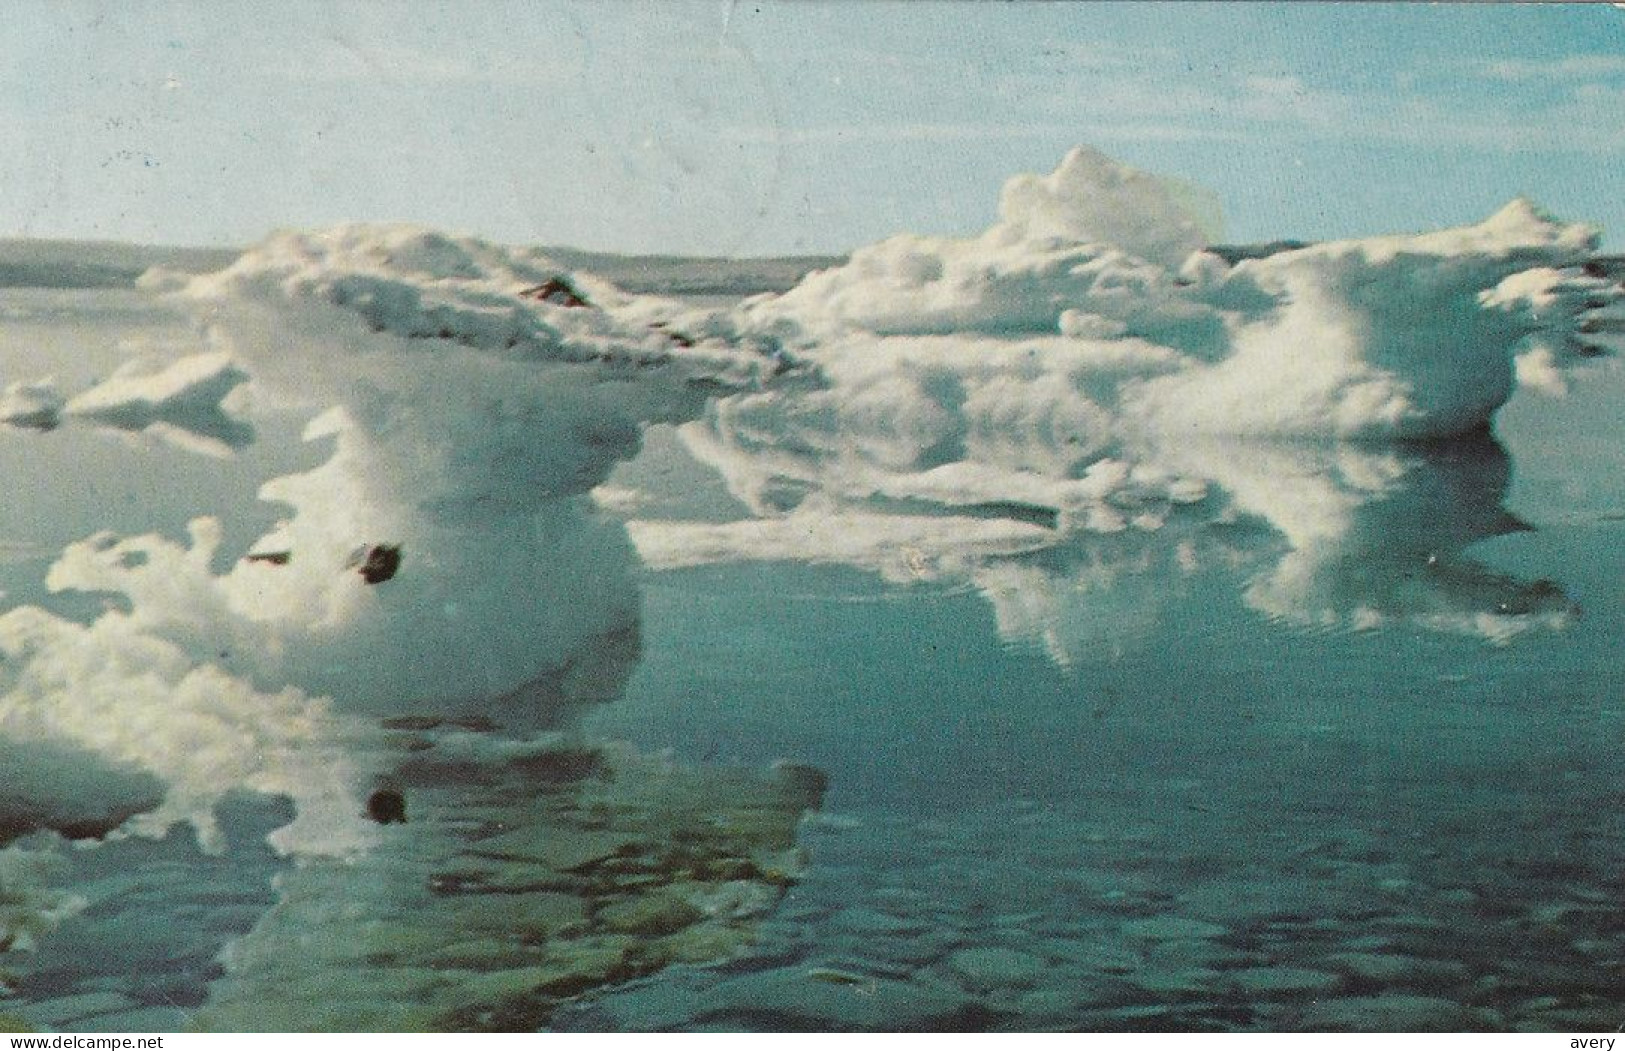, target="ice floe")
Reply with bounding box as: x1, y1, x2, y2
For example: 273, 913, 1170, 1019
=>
737, 153, 1615, 441
622, 147, 1615, 655
62, 351, 253, 454
144, 223, 786, 390
0, 381, 63, 432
